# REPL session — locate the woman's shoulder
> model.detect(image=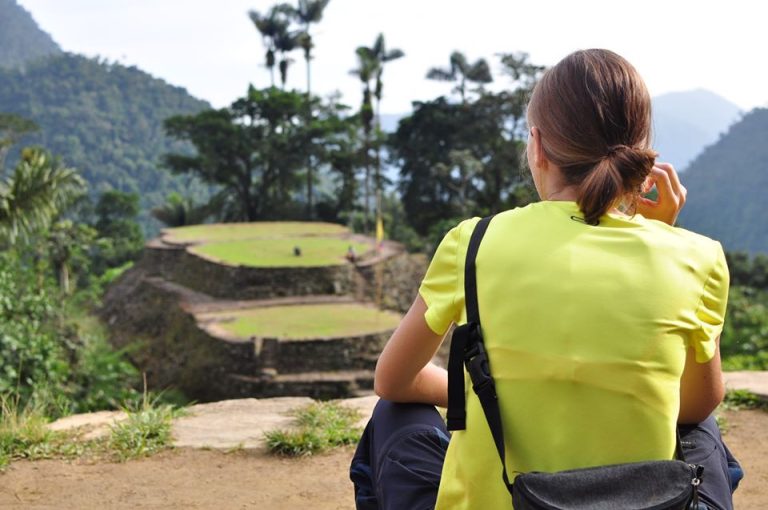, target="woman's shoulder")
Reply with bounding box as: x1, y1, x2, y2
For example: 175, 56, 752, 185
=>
447, 204, 541, 241
638, 216, 724, 254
